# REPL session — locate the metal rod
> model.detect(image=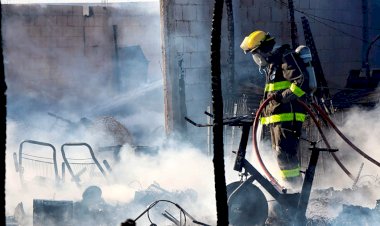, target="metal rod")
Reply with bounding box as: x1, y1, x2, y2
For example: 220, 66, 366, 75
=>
243, 159, 283, 199
162, 210, 180, 226
296, 147, 338, 224
134, 201, 159, 221
233, 125, 251, 172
